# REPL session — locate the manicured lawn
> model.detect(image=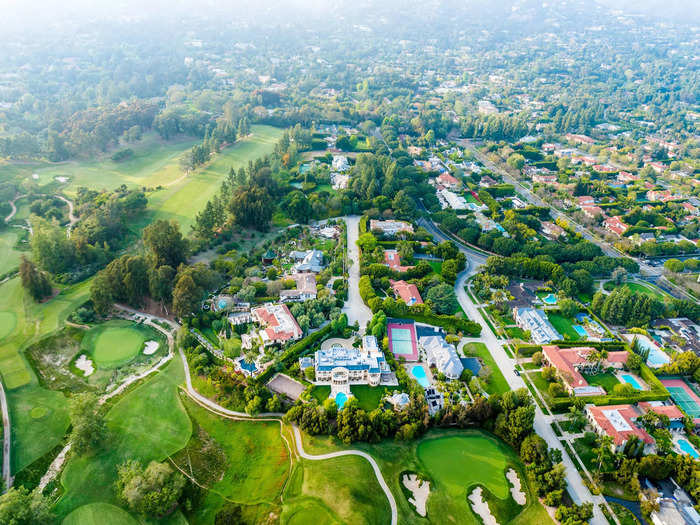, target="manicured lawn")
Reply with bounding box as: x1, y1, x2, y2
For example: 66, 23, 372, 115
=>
428, 260, 443, 275
546, 312, 582, 341
81, 320, 159, 369
527, 371, 553, 399
310, 385, 331, 405
179, 398, 289, 524
506, 326, 528, 340
624, 281, 670, 301
0, 229, 22, 276
300, 428, 552, 525
462, 342, 510, 395
572, 437, 598, 472
62, 503, 139, 525
350, 385, 398, 411
582, 372, 619, 394
54, 356, 192, 519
